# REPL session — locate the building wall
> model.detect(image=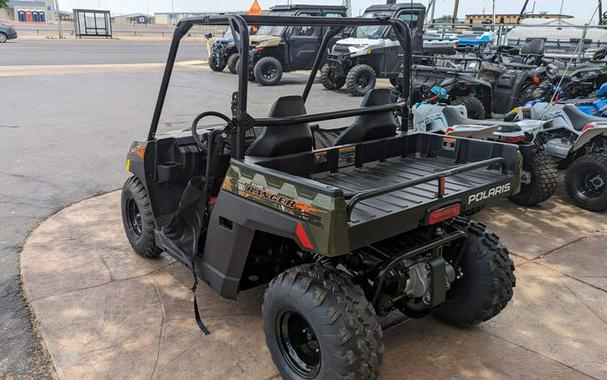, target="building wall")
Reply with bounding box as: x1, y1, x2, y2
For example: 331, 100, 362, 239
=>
465, 13, 573, 25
